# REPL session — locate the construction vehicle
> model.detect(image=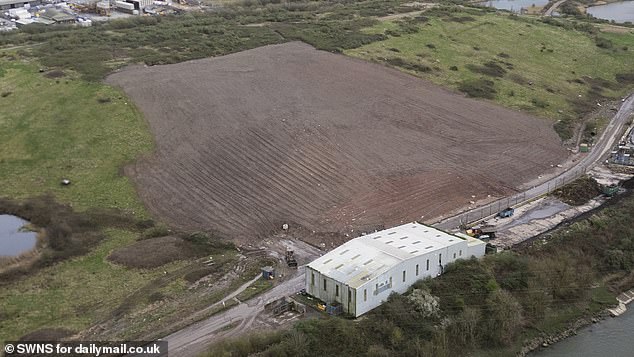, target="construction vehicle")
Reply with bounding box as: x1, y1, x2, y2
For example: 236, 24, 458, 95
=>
485, 243, 499, 254
498, 207, 515, 218
285, 249, 298, 268
602, 184, 619, 197
466, 228, 496, 240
